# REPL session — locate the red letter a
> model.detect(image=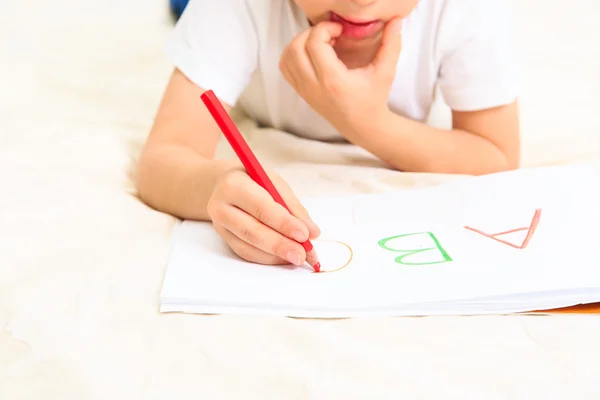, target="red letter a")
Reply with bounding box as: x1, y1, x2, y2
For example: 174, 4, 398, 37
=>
464, 209, 542, 249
